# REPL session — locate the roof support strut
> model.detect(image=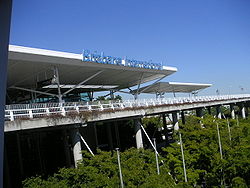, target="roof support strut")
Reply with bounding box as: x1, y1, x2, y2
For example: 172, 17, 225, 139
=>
134, 73, 144, 100
139, 75, 167, 94
10, 86, 58, 98
62, 70, 104, 96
